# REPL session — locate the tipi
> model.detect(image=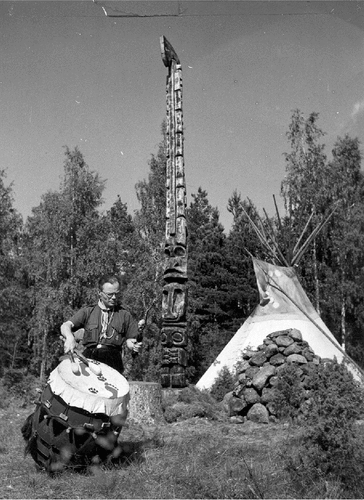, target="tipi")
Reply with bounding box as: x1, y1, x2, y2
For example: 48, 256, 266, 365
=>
197, 258, 364, 389
197, 198, 364, 389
